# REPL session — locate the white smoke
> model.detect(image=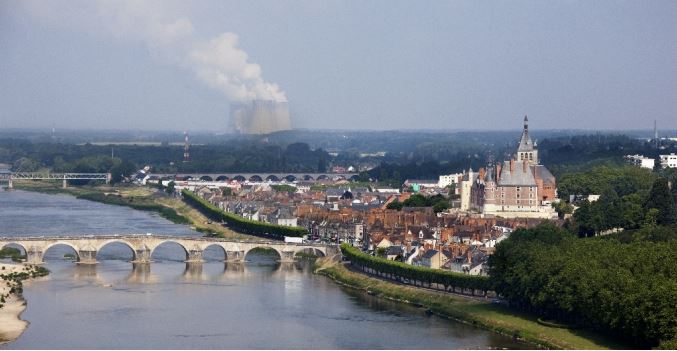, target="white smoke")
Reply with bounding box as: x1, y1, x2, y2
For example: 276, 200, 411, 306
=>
22, 0, 287, 103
